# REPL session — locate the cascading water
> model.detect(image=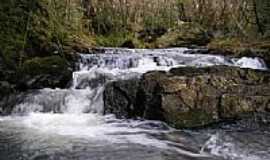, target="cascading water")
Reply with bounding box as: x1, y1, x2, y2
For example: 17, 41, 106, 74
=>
0, 48, 269, 160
